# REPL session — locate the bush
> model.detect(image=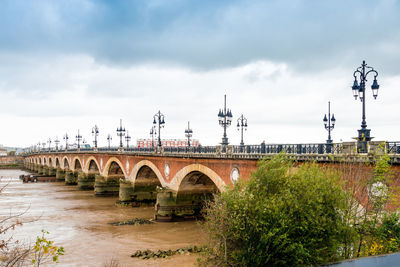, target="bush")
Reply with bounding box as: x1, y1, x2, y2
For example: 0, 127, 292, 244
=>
200, 155, 351, 266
